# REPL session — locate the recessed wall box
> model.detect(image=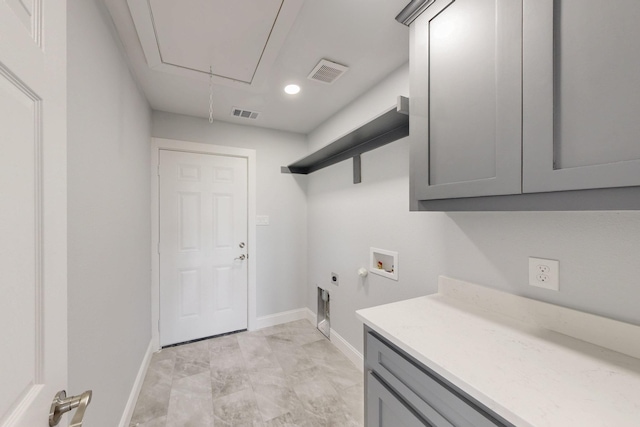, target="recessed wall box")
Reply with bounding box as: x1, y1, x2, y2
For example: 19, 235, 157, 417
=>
370, 247, 398, 281
317, 287, 330, 339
